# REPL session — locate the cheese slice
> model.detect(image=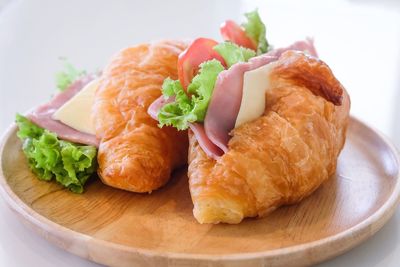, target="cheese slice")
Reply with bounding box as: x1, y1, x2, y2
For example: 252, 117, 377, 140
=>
235, 64, 273, 128
52, 79, 99, 135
